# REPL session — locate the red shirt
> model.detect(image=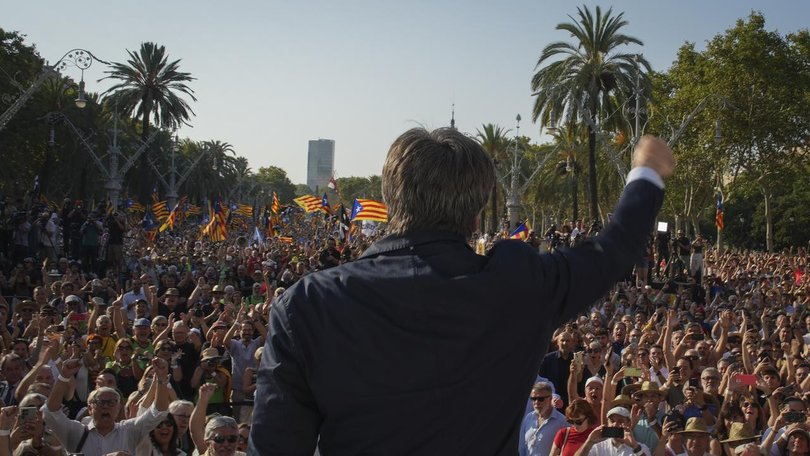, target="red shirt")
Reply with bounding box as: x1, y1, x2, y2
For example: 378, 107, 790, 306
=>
553, 425, 597, 456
